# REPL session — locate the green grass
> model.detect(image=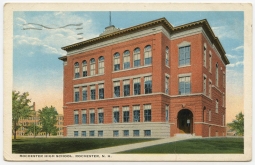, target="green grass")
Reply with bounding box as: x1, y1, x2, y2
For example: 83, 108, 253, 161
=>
119, 137, 244, 154
12, 138, 156, 154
